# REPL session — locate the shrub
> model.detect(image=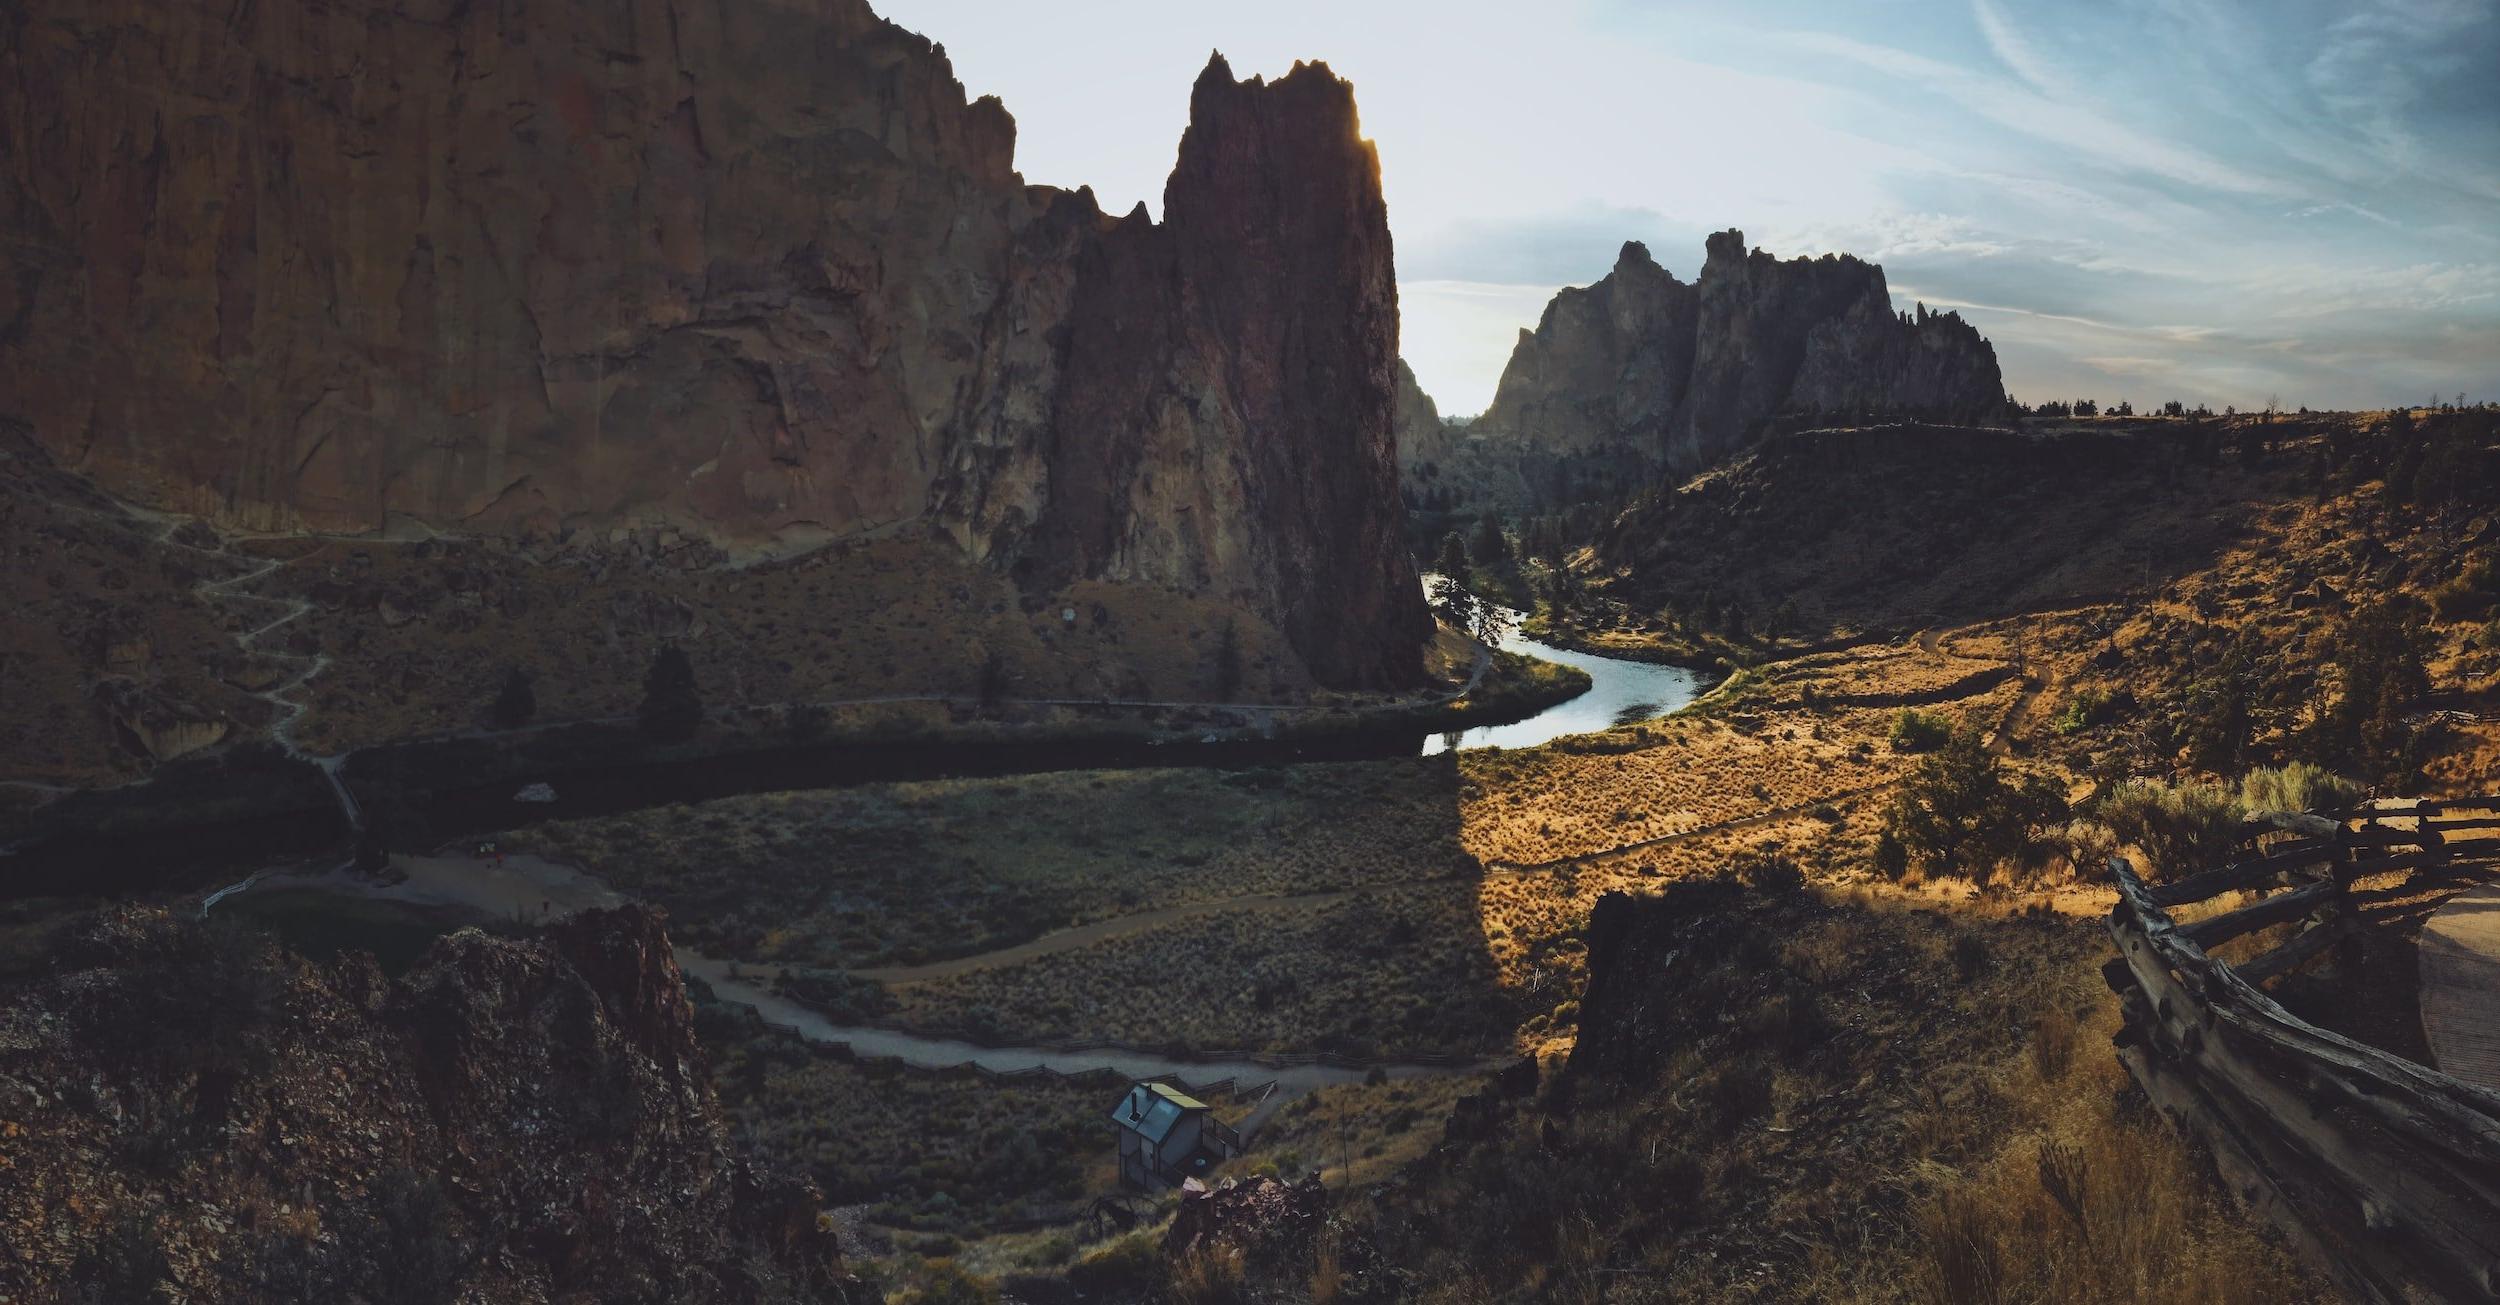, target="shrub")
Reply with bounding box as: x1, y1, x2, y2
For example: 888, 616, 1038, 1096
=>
1066, 1233, 1165, 1298
899, 1258, 999, 1305
2305, 601, 2431, 788
638, 646, 702, 742
1734, 850, 1806, 895
1881, 731, 2067, 885
2237, 763, 2362, 817
490, 667, 536, 729
1873, 829, 1910, 880
71, 1209, 171, 1305
786, 703, 830, 743
1890, 709, 1952, 753
2051, 685, 2130, 735
2431, 568, 2498, 622
2093, 780, 2245, 880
